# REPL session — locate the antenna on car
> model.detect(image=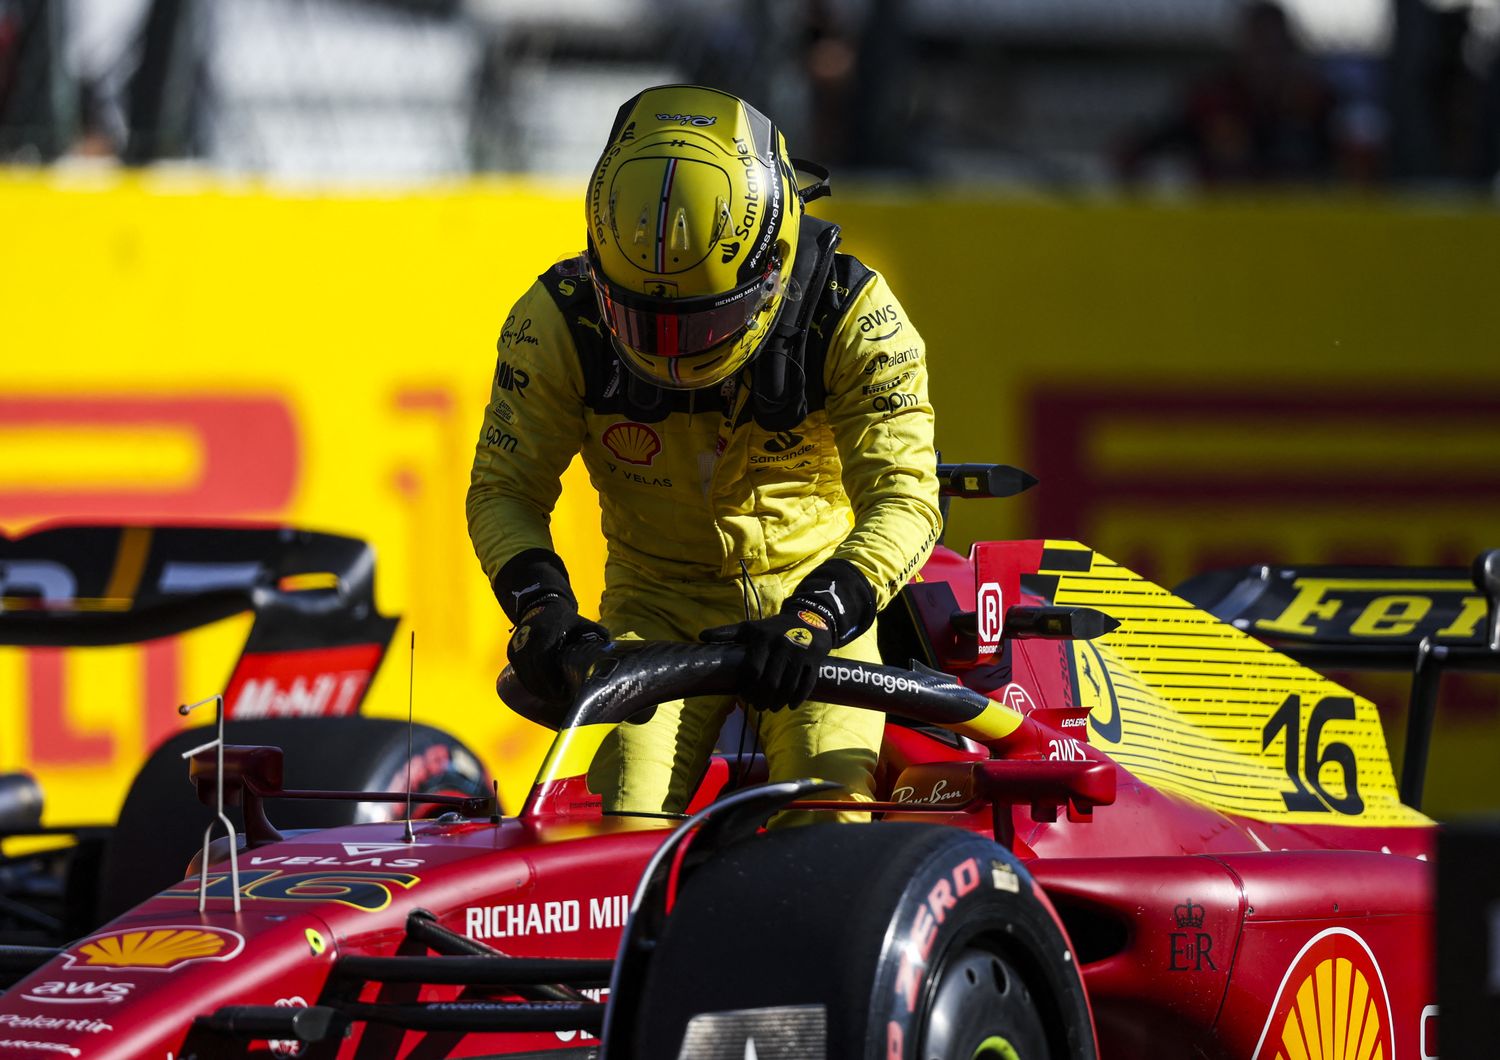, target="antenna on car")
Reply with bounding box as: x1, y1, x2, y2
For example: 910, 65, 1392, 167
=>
404, 630, 416, 843
179, 693, 241, 913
